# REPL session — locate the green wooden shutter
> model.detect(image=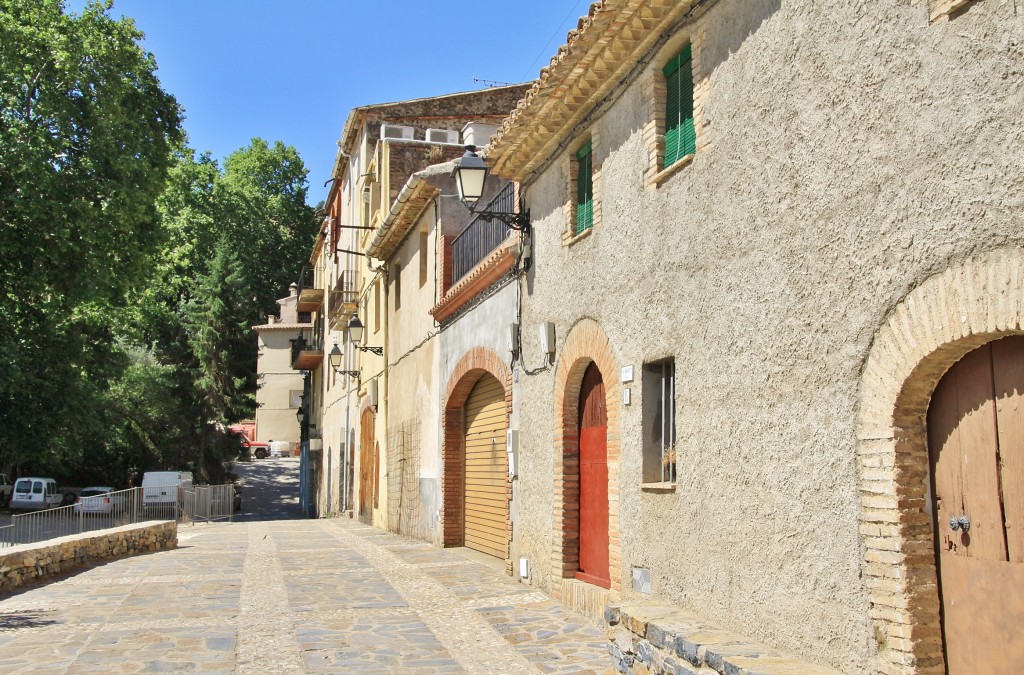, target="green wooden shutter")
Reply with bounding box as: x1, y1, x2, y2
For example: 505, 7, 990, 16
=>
663, 45, 695, 168
576, 142, 593, 234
